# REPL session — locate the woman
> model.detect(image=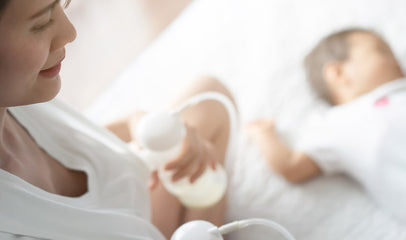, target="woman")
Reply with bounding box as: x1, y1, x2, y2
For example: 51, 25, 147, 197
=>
0, 0, 233, 239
